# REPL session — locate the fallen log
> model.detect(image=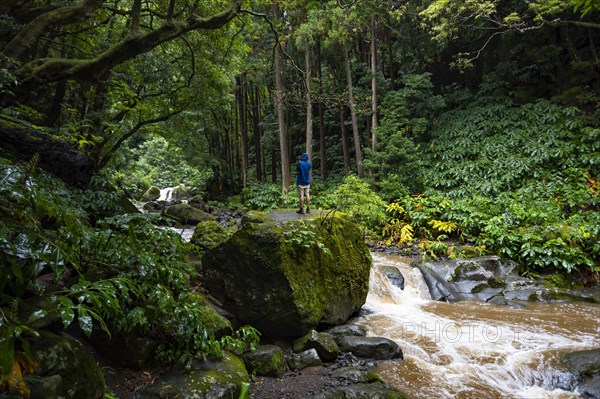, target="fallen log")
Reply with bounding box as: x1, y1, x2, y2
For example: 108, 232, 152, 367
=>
0, 116, 95, 187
